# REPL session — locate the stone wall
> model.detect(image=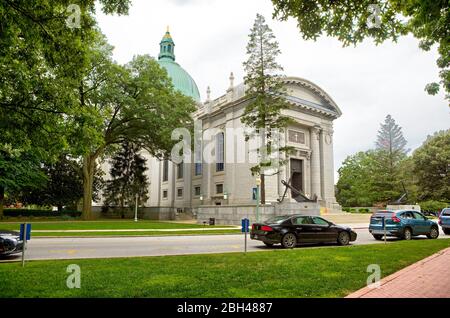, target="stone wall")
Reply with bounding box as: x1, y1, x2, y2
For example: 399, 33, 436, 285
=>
196, 201, 320, 225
